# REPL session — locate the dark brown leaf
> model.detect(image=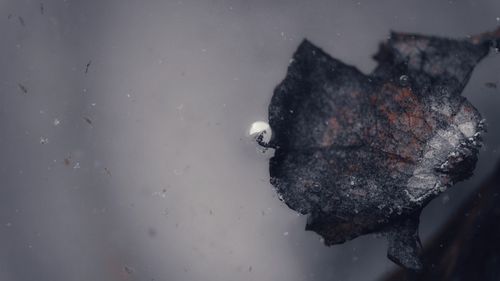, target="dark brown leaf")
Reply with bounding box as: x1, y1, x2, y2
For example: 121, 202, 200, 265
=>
260, 27, 500, 271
